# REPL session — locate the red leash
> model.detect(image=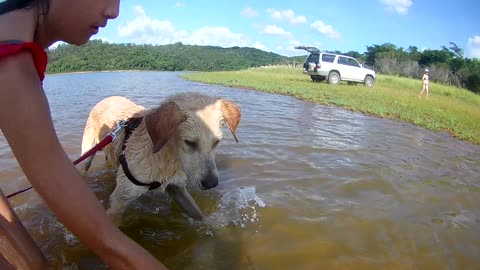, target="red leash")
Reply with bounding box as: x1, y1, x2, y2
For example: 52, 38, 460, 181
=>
72, 135, 114, 166
6, 121, 126, 199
